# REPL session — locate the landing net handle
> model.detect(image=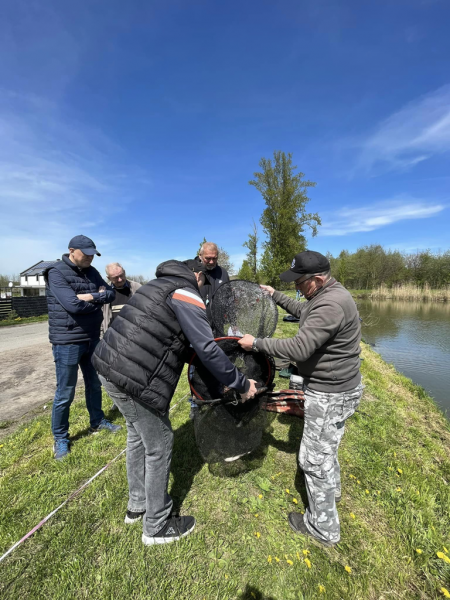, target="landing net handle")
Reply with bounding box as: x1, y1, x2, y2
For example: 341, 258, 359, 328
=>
188, 336, 275, 405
